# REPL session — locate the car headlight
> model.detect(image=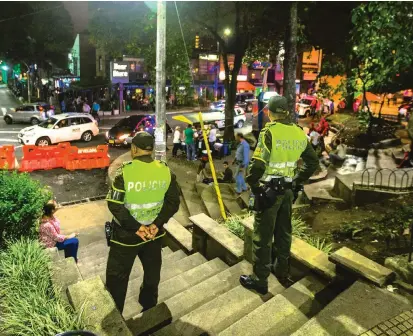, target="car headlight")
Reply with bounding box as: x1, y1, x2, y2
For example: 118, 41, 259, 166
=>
118, 134, 129, 141
23, 133, 35, 137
